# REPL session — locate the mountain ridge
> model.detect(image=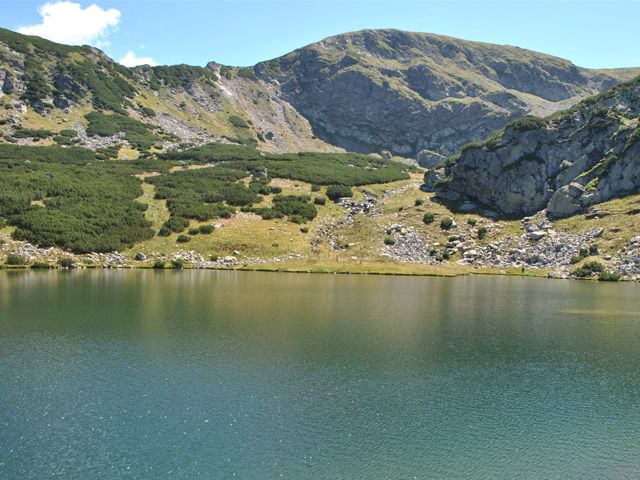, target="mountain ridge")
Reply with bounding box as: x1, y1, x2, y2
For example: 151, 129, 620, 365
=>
2, 27, 639, 163
254, 28, 639, 161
